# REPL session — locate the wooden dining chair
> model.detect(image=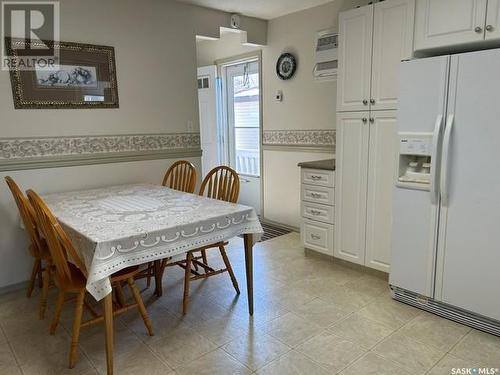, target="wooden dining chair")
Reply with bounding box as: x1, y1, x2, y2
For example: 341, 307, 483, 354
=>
27, 189, 154, 369
137, 160, 199, 289
5, 176, 52, 319
162, 160, 197, 193
180, 165, 241, 314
